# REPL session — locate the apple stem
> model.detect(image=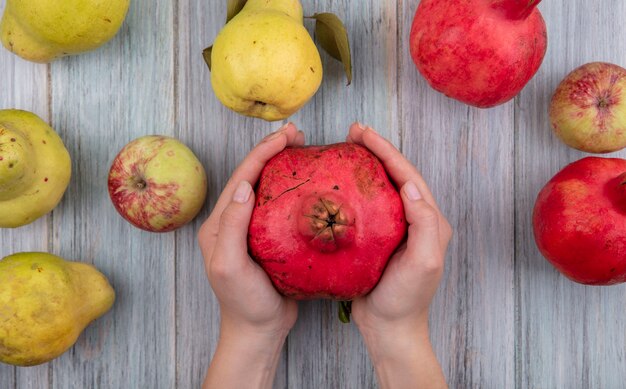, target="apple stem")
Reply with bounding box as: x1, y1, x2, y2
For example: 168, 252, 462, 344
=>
491, 0, 542, 19
338, 301, 352, 323
131, 177, 147, 190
